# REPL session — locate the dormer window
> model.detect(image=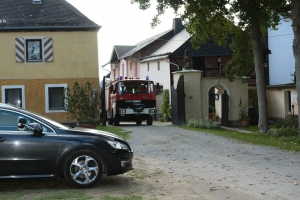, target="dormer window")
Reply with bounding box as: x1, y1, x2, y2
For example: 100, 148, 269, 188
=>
32, 0, 42, 4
